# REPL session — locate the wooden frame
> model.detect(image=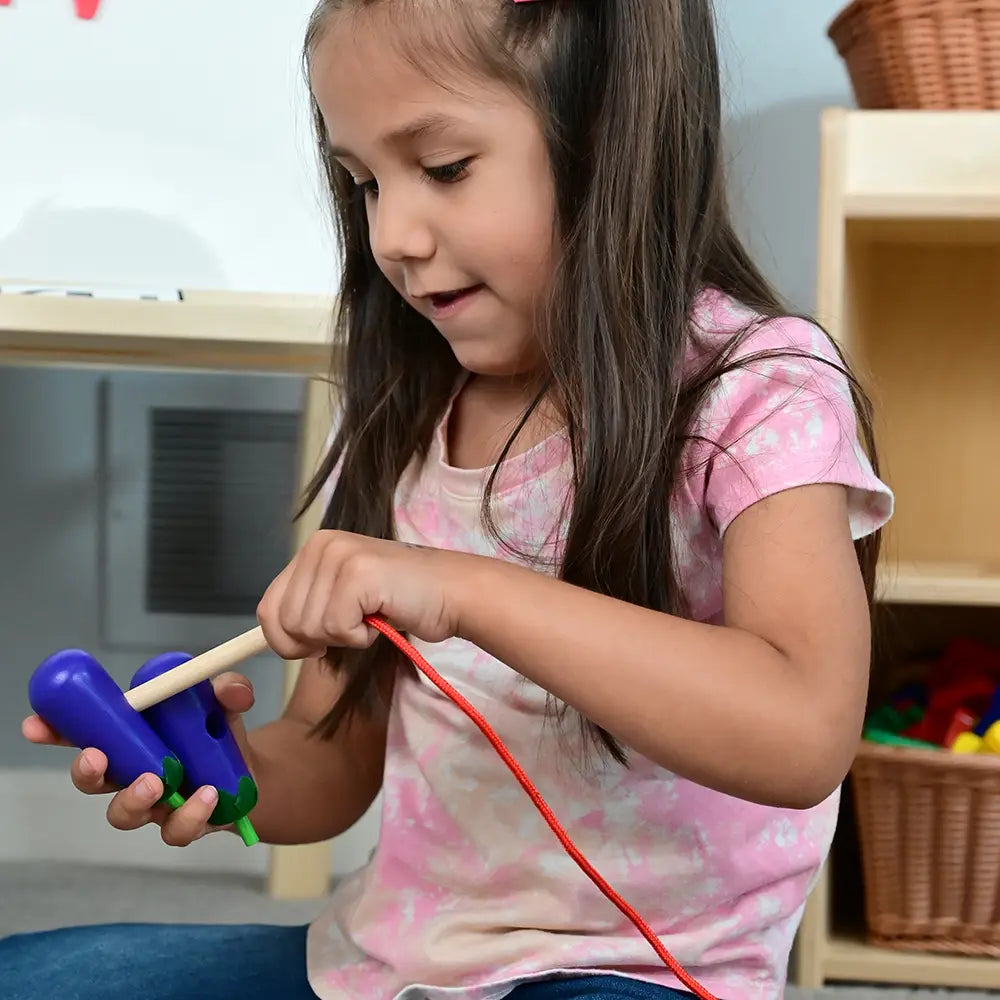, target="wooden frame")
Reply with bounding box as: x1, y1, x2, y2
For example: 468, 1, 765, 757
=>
0, 282, 338, 899
792, 108, 1000, 990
